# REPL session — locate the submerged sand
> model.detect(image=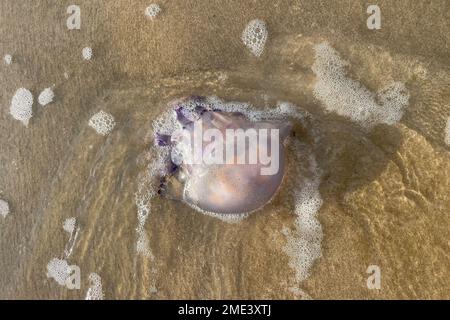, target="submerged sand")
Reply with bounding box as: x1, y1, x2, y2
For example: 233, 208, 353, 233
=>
0, 0, 449, 299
